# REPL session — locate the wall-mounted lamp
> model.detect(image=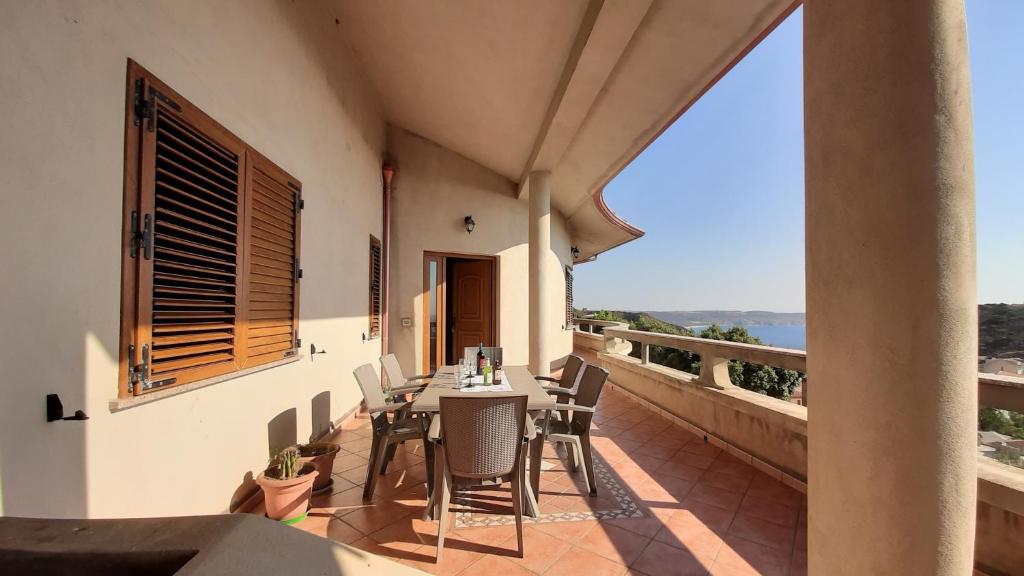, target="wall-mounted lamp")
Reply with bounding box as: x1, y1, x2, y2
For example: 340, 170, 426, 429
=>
464, 215, 476, 234
571, 245, 581, 260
